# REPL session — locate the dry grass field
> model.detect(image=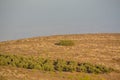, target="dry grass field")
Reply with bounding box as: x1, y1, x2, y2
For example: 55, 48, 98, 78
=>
0, 33, 120, 80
